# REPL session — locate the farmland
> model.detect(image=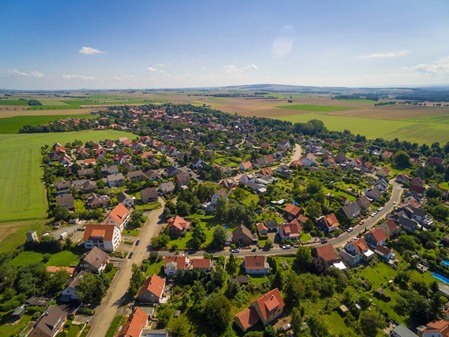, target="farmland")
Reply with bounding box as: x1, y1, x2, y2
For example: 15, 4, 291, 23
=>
0, 130, 135, 229
277, 104, 353, 112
